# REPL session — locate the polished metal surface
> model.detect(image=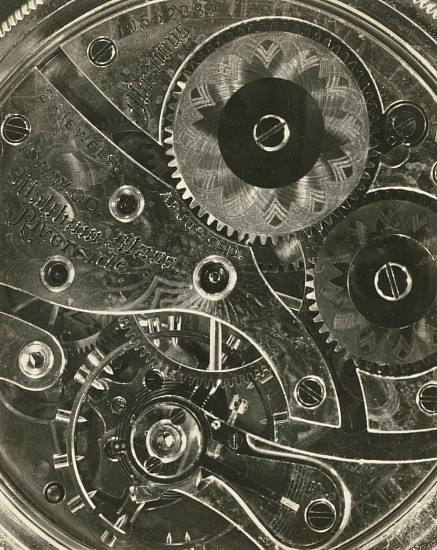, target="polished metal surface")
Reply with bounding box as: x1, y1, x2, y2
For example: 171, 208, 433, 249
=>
0, 1, 435, 549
